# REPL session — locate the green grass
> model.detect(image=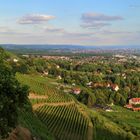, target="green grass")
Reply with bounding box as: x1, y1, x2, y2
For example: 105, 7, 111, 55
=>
100, 106, 140, 137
